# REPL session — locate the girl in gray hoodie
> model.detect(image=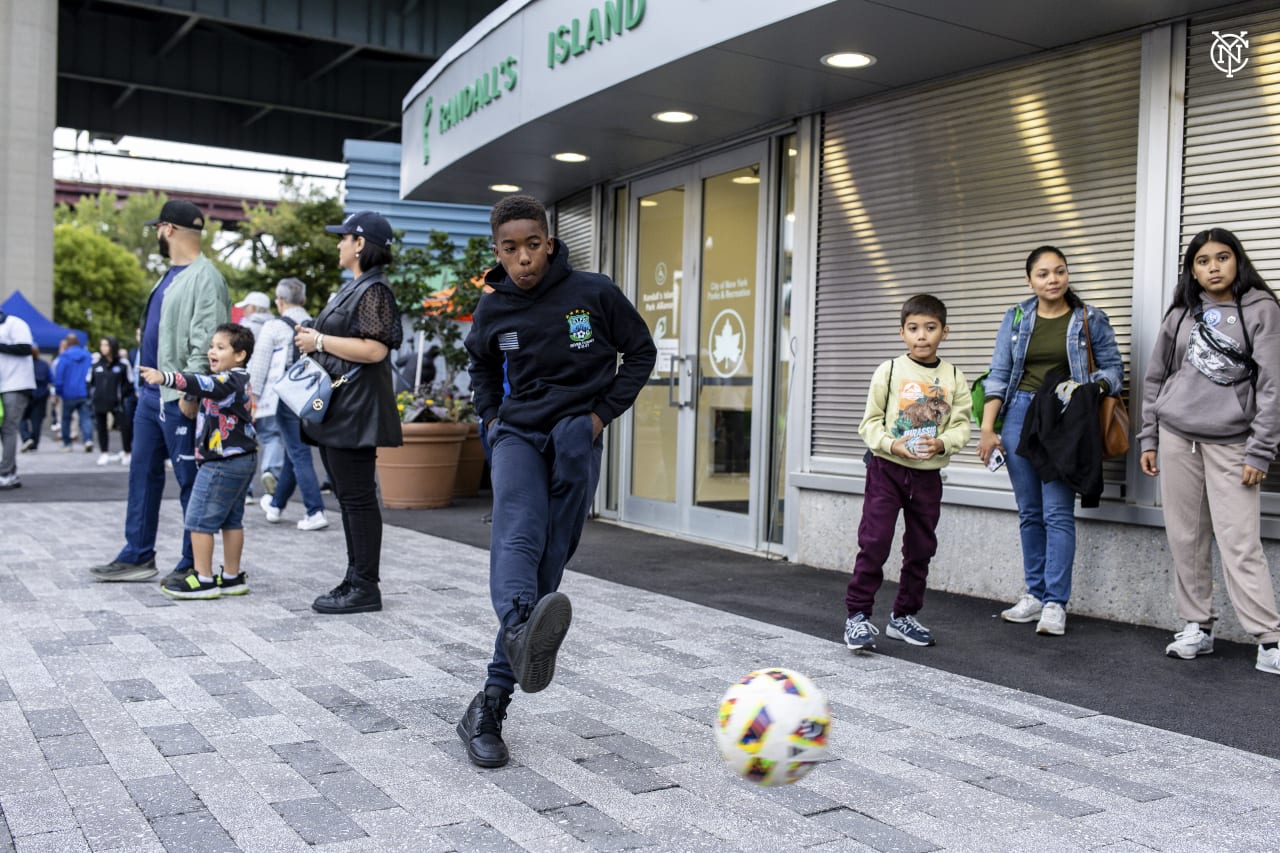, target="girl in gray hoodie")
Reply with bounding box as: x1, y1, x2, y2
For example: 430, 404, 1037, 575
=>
1139, 228, 1280, 676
